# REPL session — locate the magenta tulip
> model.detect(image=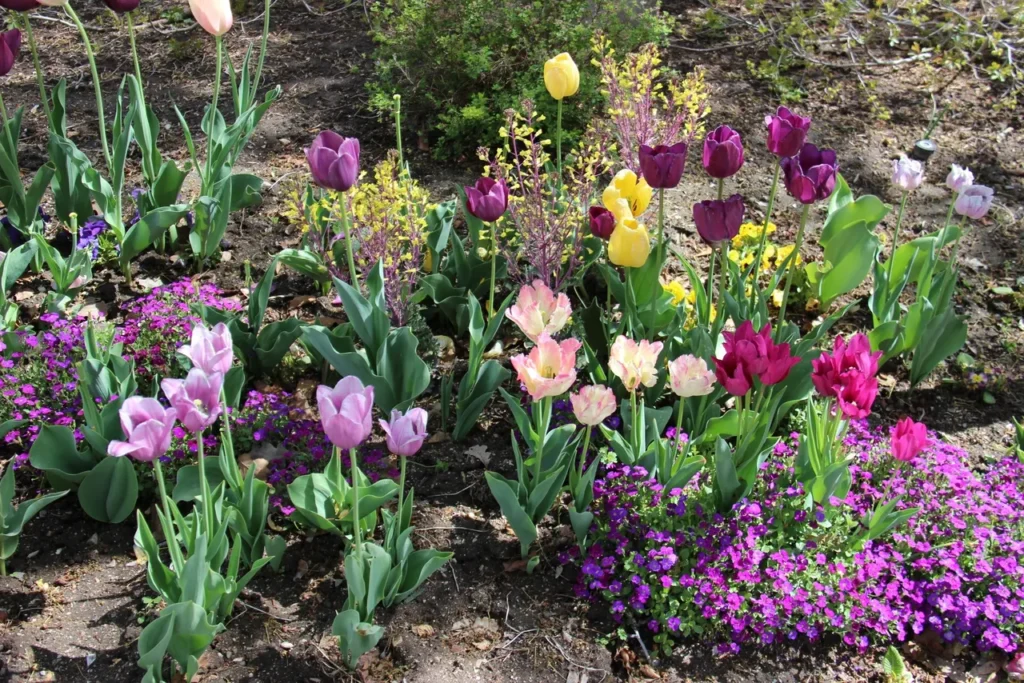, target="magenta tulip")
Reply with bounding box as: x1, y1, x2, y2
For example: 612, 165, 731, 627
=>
764, 107, 811, 158
0, 30, 21, 77
379, 407, 428, 457
702, 126, 744, 179
317, 376, 375, 450
306, 131, 360, 192
692, 194, 744, 245
107, 397, 176, 463
0, 0, 40, 11
161, 369, 224, 433
101, 0, 140, 11
589, 206, 615, 240
464, 177, 509, 222
179, 322, 234, 376
639, 142, 687, 189
891, 417, 930, 463
781, 143, 838, 204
